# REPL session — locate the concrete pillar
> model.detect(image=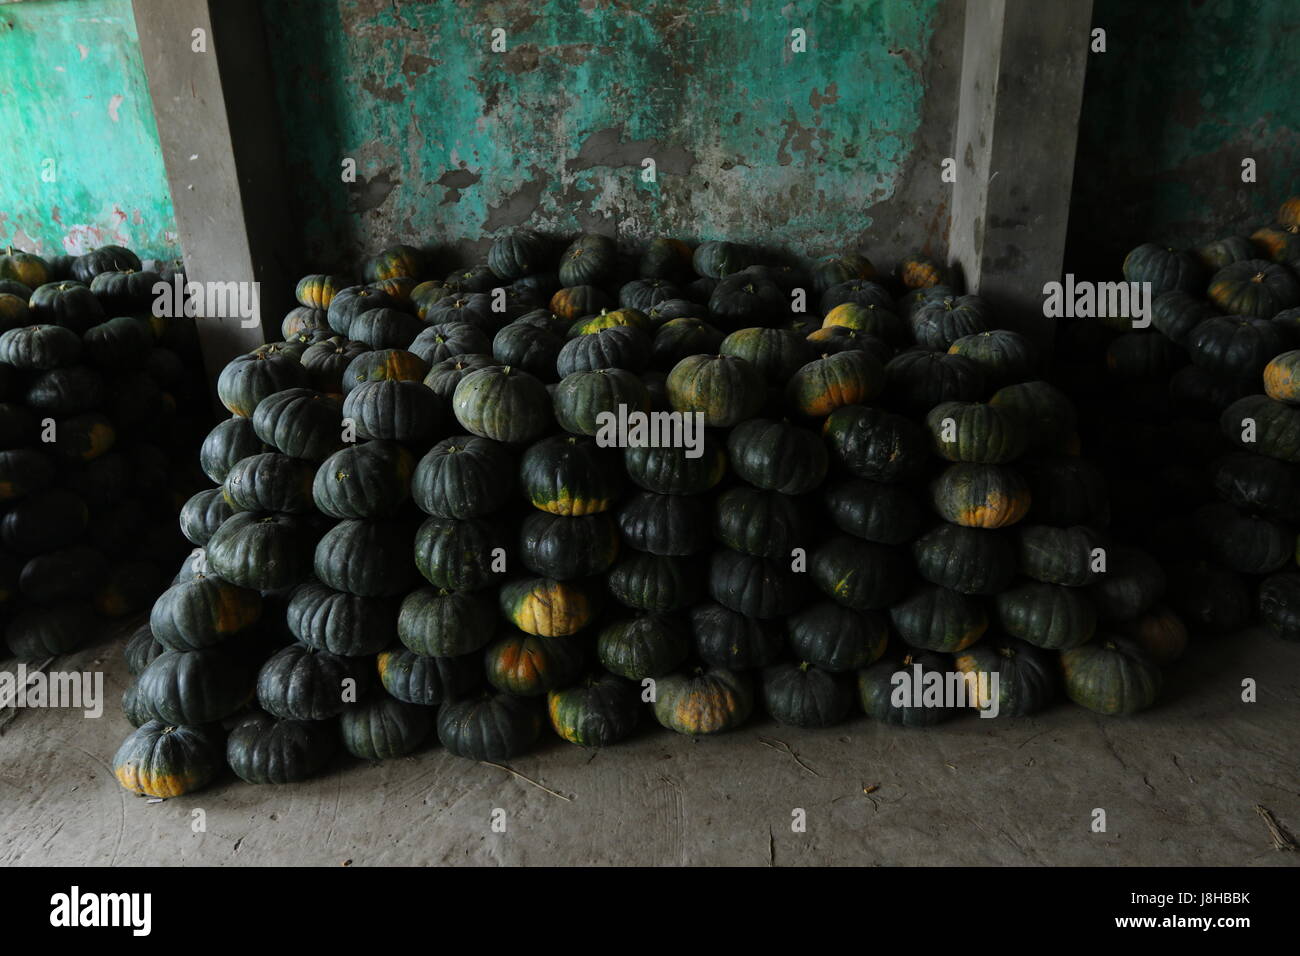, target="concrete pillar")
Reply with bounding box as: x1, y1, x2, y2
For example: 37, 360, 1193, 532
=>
948, 0, 1094, 345
132, 0, 295, 388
